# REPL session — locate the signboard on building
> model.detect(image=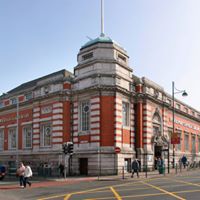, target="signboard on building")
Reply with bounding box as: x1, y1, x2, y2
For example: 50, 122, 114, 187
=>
171, 132, 180, 144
